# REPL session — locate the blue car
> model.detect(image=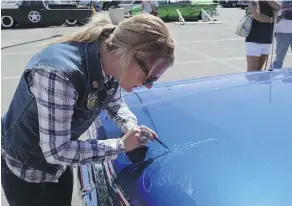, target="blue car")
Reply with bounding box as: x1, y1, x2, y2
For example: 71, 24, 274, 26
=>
76, 69, 292, 206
